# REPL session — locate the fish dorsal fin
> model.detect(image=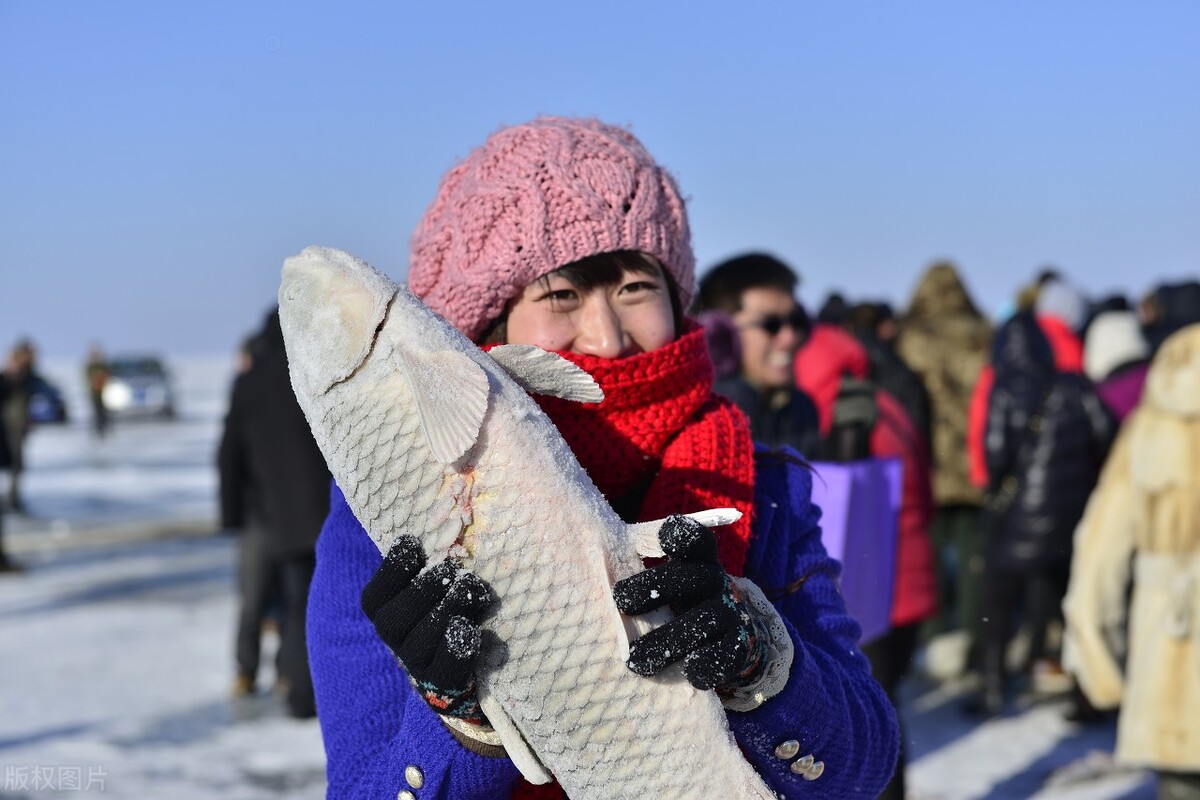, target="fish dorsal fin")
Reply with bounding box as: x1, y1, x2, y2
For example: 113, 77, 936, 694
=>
488, 345, 604, 404
395, 348, 490, 464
